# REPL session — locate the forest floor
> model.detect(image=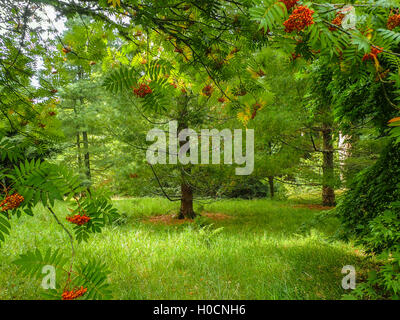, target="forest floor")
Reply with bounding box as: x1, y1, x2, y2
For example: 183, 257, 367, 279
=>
0, 196, 373, 300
